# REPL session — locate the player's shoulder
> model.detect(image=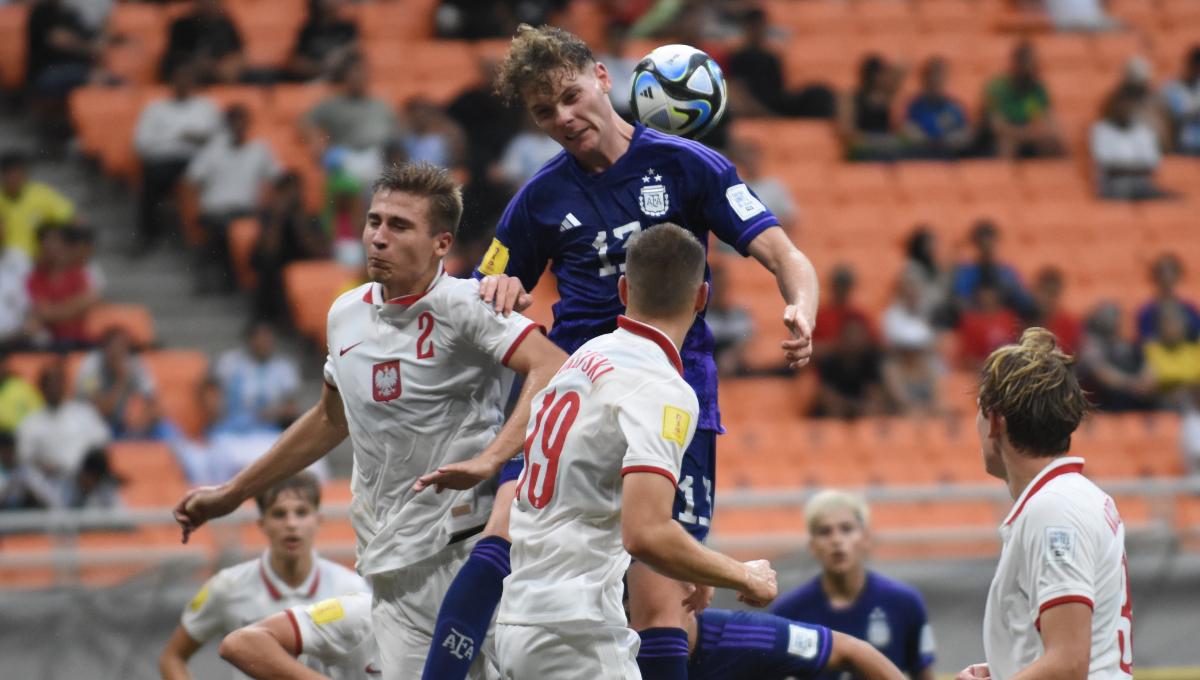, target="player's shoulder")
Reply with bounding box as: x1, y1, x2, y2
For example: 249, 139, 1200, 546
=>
509, 151, 574, 199
869, 571, 928, 609
208, 557, 261, 594
637, 126, 733, 171
328, 282, 373, 320
1021, 474, 1105, 532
